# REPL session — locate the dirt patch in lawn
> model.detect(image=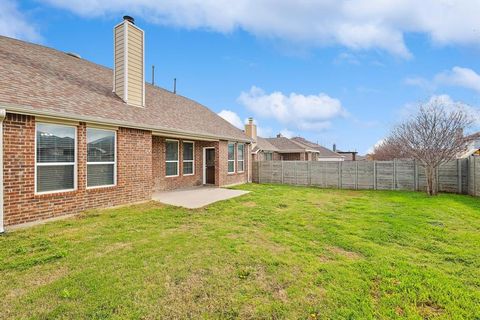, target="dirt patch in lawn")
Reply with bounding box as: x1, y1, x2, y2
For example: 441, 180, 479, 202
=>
243, 201, 257, 207
327, 246, 363, 260
417, 302, 445, 318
